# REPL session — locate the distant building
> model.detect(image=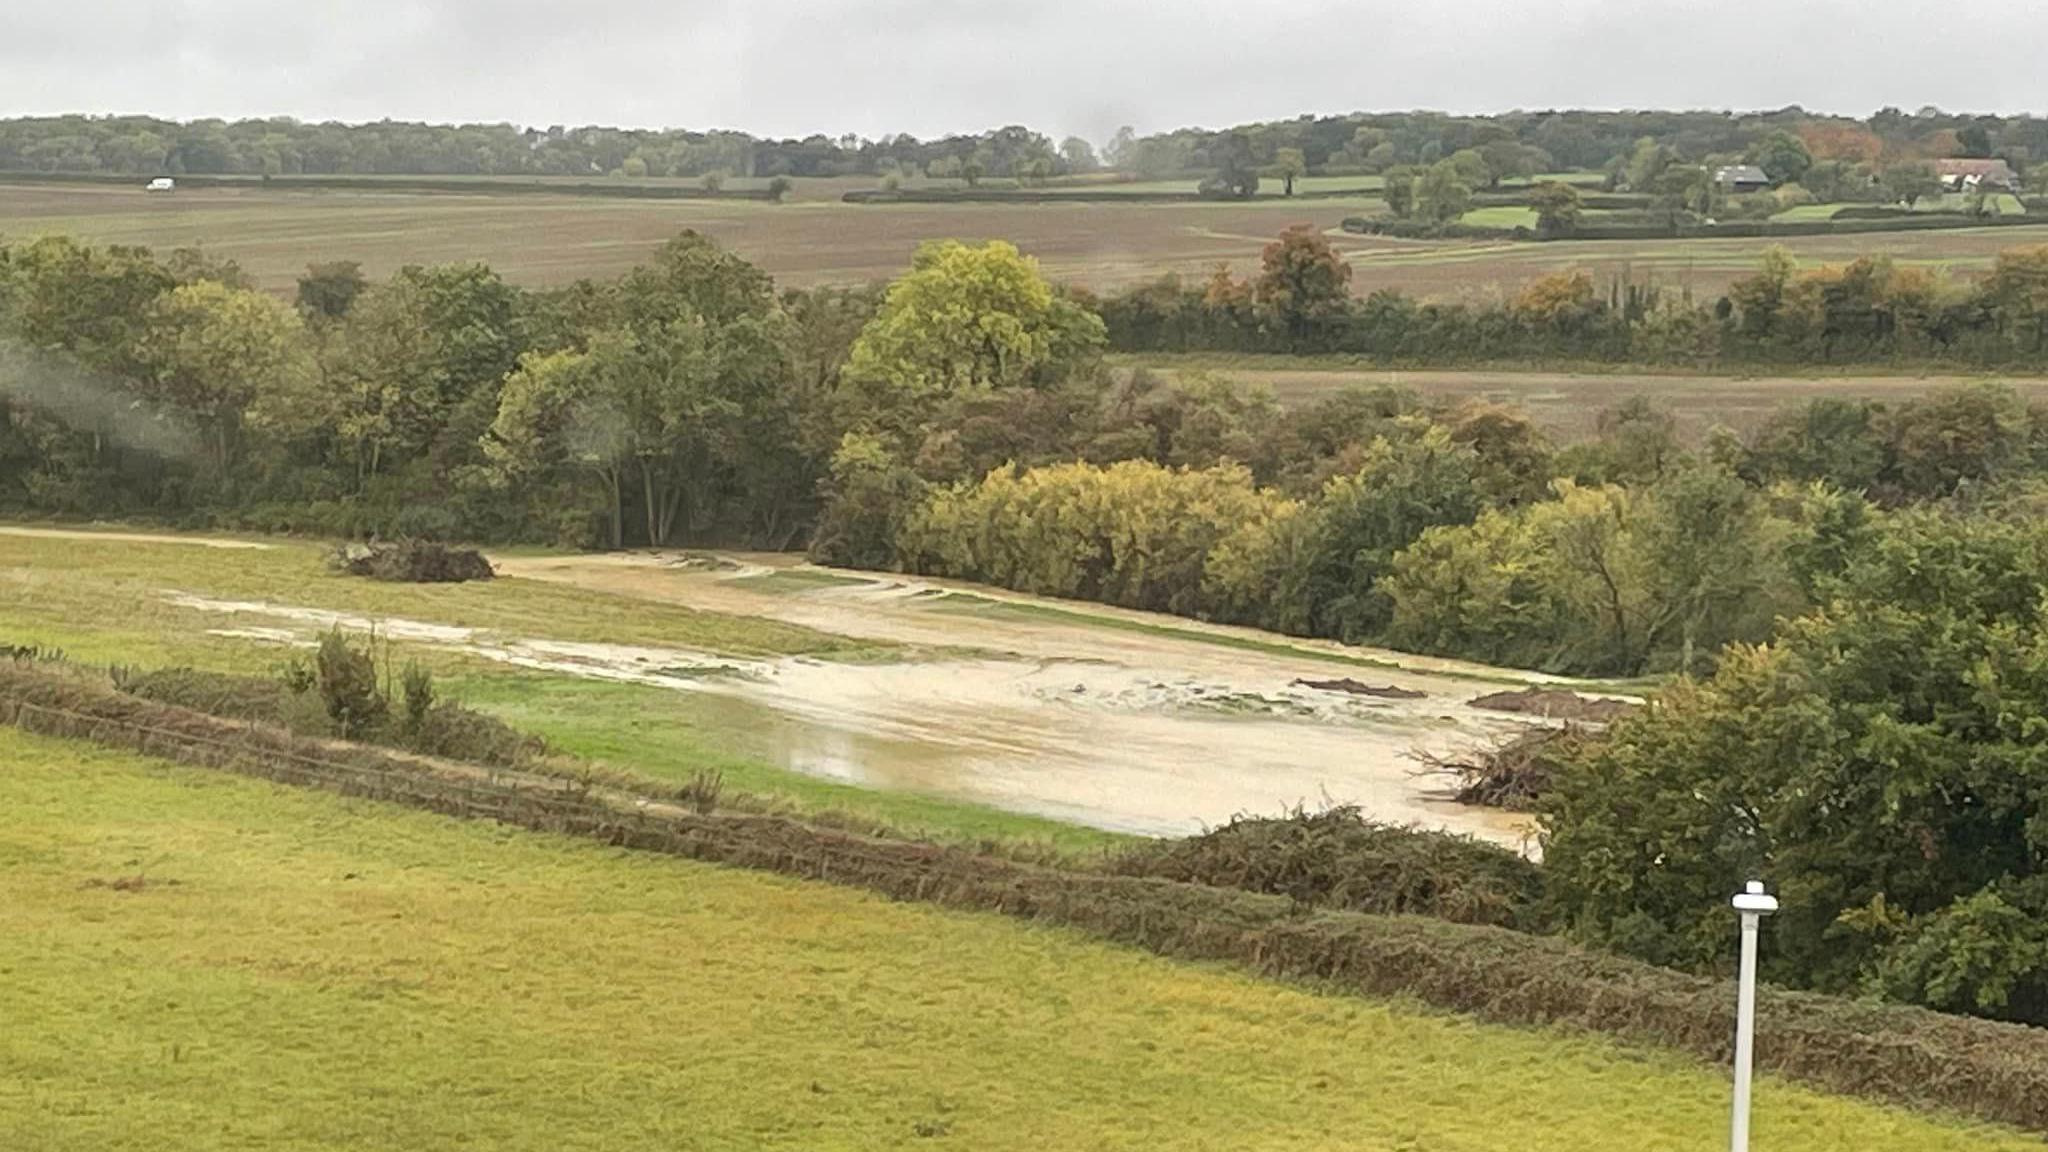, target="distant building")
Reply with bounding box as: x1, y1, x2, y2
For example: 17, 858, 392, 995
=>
1712, 165, 1770, 193
1935, 158, 2019, 191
